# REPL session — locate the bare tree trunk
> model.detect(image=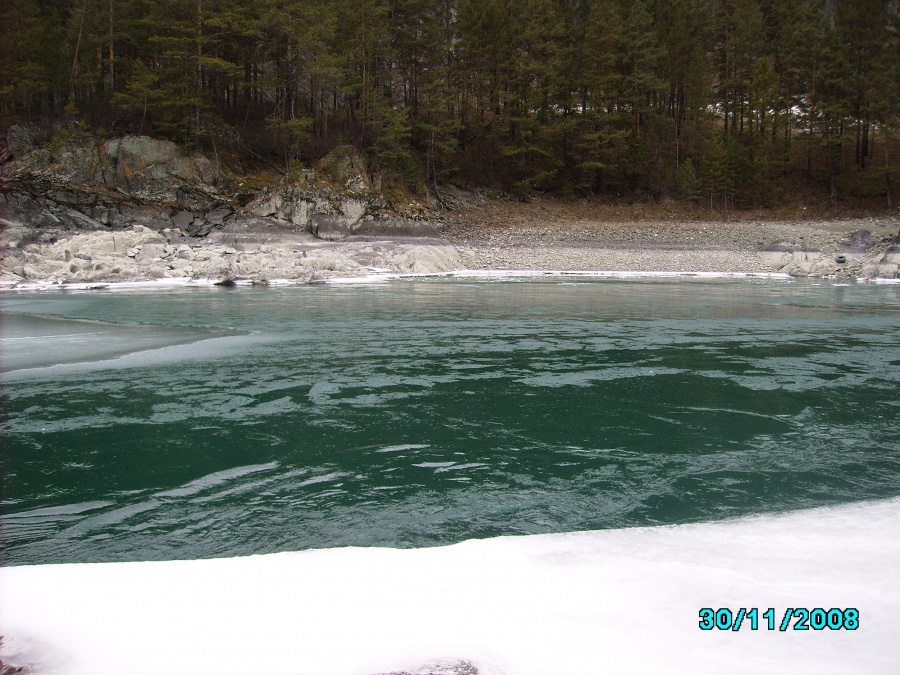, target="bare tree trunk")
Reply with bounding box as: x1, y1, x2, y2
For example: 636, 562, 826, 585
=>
862, 118, 869, 169
286, 8, 293, 121
108, 0, 115, 91
887, 145, 894, 210
70, 0, 90, 101
195, 0, 203, 142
